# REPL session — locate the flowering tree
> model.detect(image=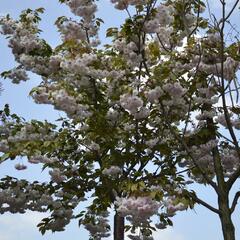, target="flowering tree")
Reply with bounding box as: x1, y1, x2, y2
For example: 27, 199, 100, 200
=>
0, 0, 240, 240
